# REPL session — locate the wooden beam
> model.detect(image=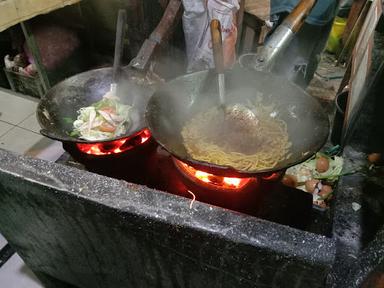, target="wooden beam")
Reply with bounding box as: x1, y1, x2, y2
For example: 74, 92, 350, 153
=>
0, 0, 81, 32
341, 0, 367, 46
337, 0, 371, 65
